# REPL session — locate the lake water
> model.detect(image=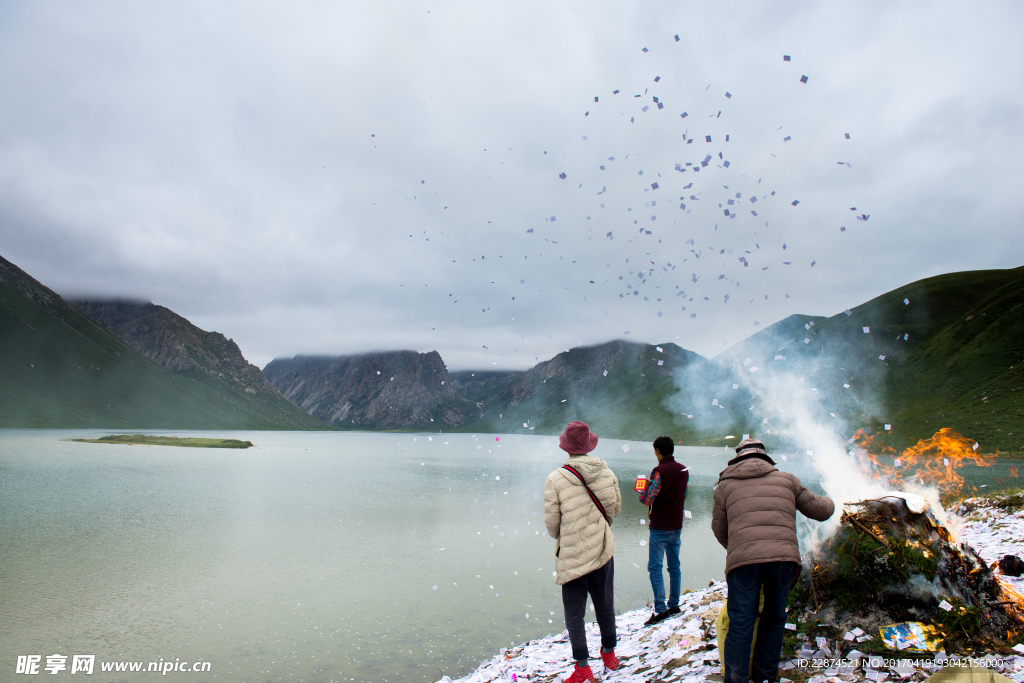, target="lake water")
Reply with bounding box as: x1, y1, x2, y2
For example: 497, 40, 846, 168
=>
1, 430, 1018, 682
